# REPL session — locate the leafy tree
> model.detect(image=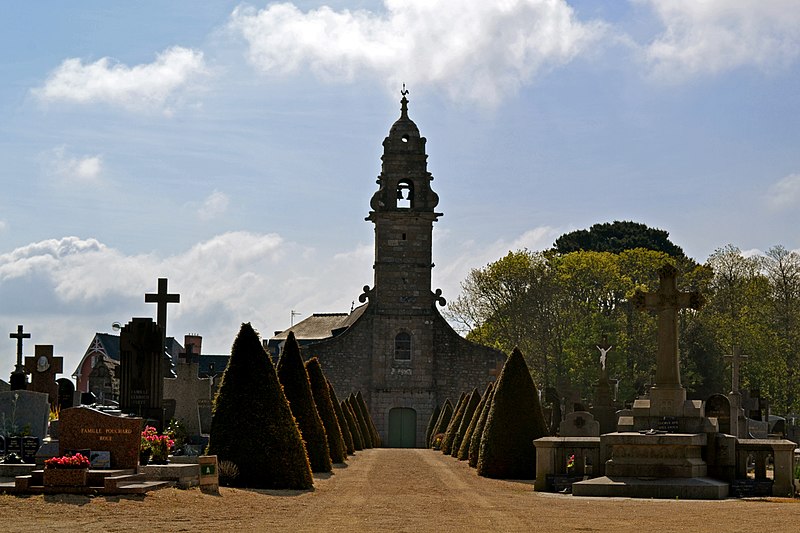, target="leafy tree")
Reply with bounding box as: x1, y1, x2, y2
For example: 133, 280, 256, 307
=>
328, 381, 355, 454
305, 358, 347, 463
207, 323, 312, 489
277, 332, 332, 473
478, 348, 547, 479
553, 220, 685, 258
